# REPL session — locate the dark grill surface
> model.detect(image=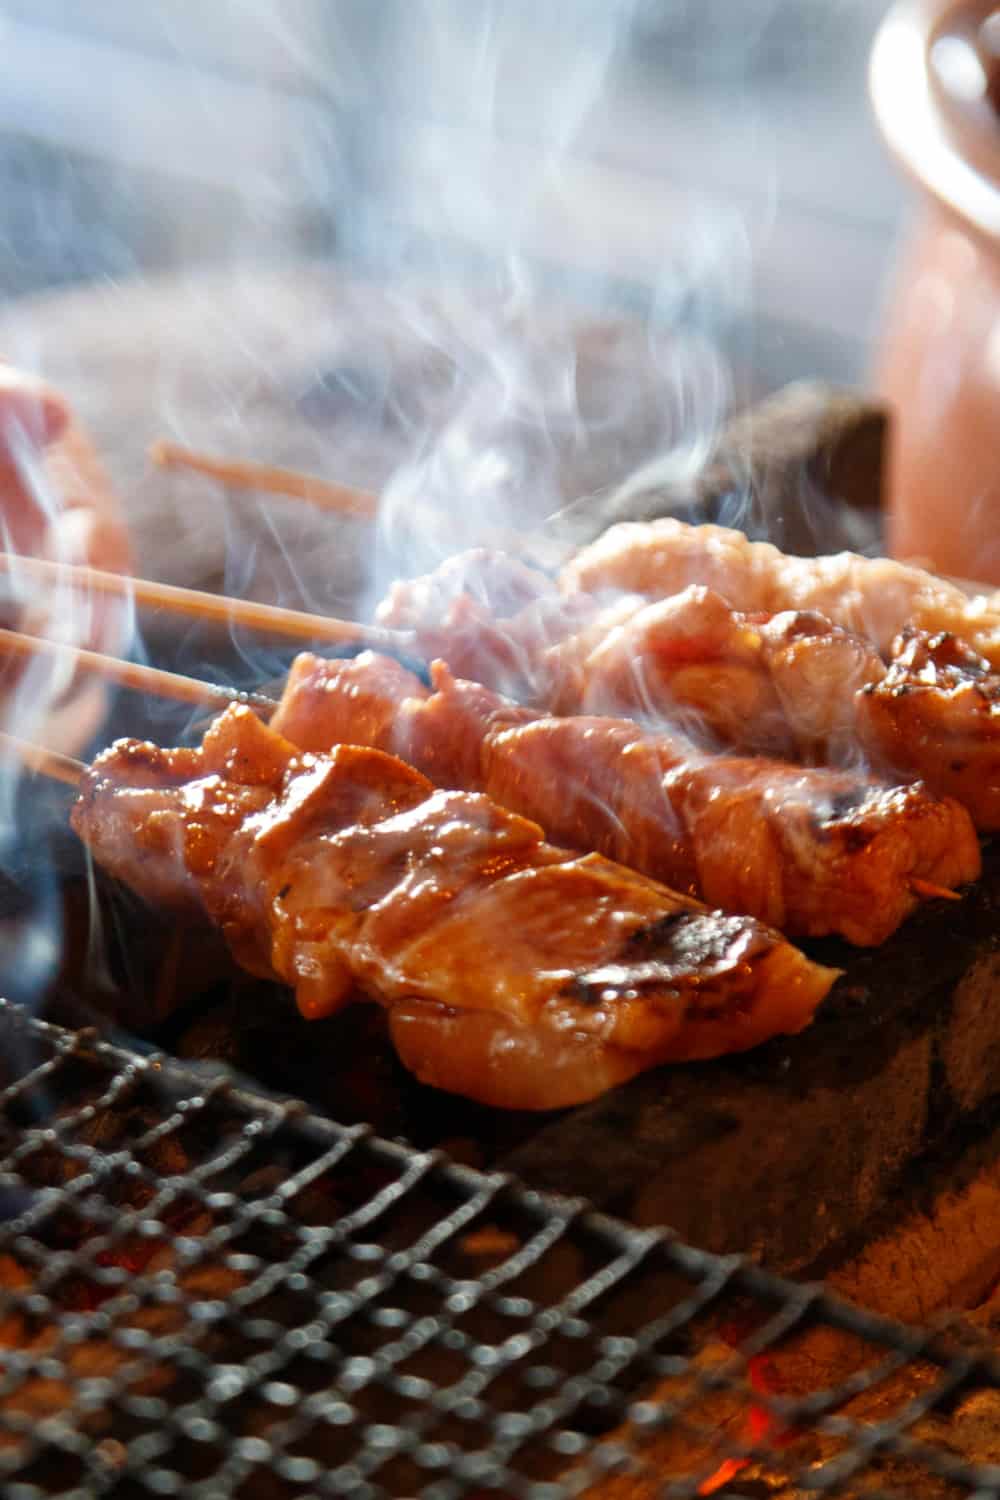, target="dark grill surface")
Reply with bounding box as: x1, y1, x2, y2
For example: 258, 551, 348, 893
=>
2, 1001, 1000, 1499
